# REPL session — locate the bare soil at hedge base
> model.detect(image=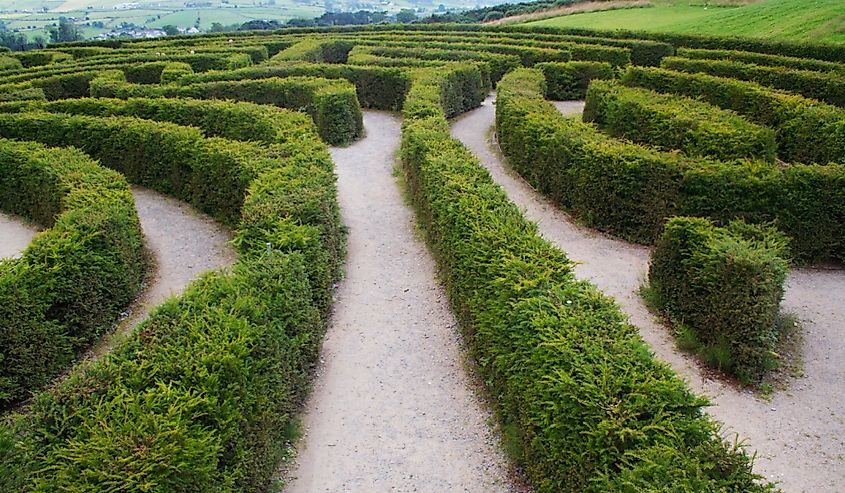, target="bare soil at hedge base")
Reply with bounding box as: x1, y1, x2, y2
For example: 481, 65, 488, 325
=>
453, 96, 845, 493
90, 186, 236, 358
0, 212, 38, 260
283, 111, 520, 492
